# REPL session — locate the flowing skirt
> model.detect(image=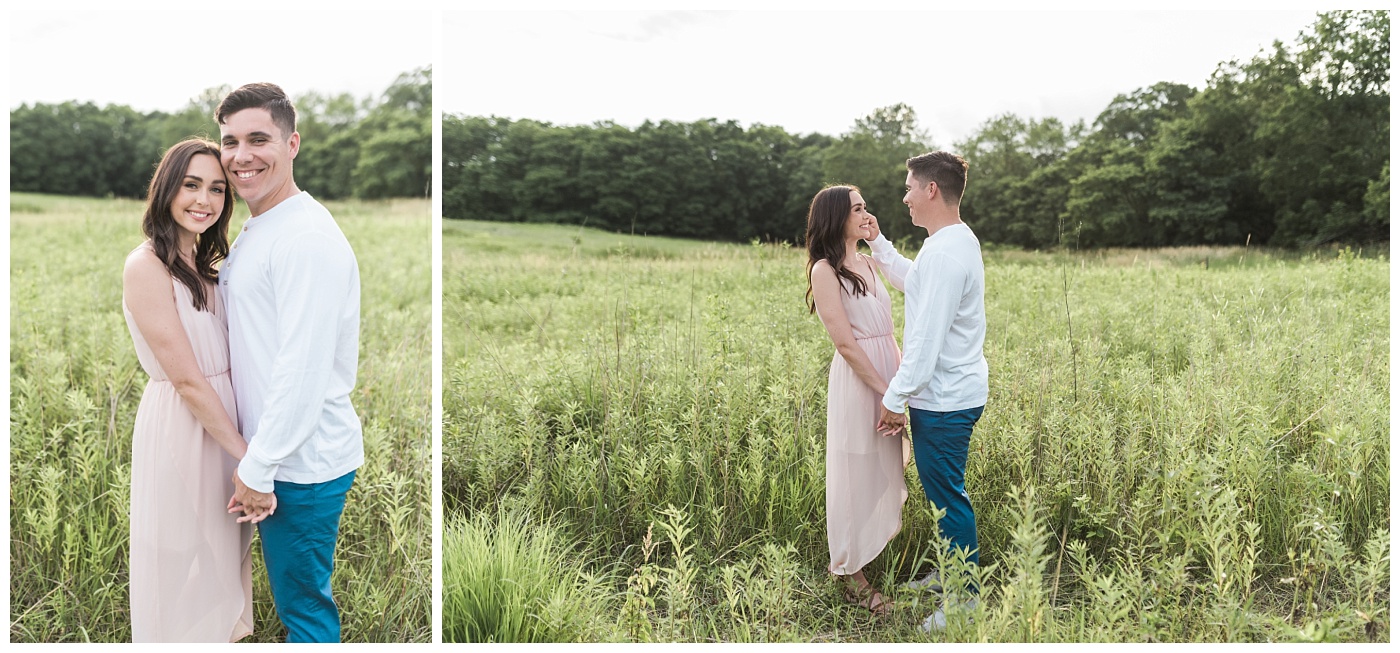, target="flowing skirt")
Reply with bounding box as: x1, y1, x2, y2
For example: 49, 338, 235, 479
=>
826, 334, 909, 575
129, 372, 253, 642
